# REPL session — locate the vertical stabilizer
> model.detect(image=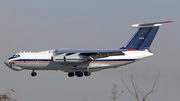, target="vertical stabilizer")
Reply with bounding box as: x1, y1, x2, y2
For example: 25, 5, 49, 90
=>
120, 21, 173, 50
